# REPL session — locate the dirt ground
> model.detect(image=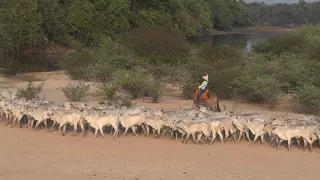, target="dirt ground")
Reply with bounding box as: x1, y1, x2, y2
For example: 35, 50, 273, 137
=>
1, 71, 320, 180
